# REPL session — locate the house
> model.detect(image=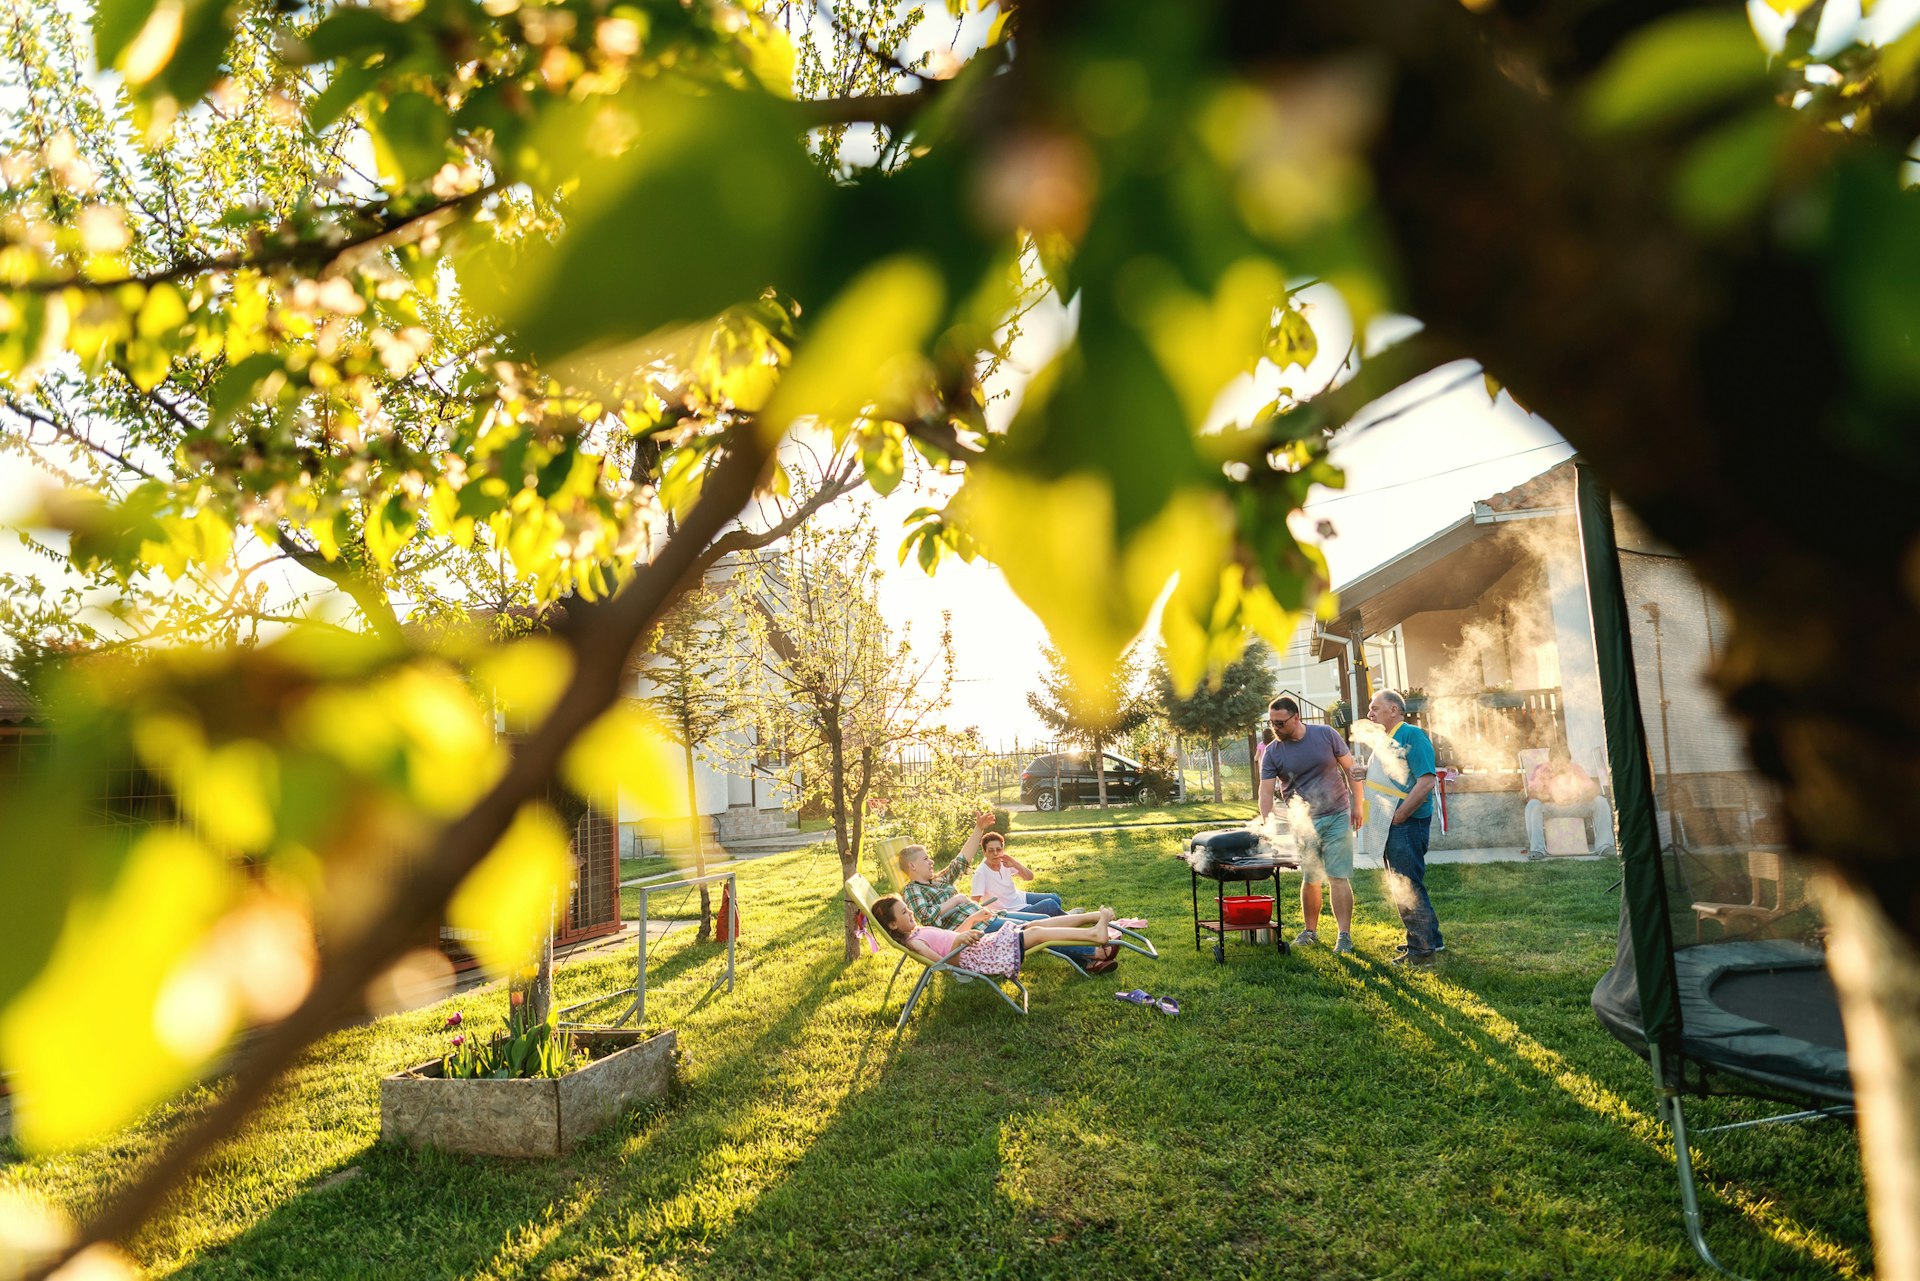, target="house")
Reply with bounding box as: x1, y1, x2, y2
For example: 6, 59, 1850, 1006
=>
619, 556, 794, 859
0, 672, 47, 781
1310, 458, 1774, 852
